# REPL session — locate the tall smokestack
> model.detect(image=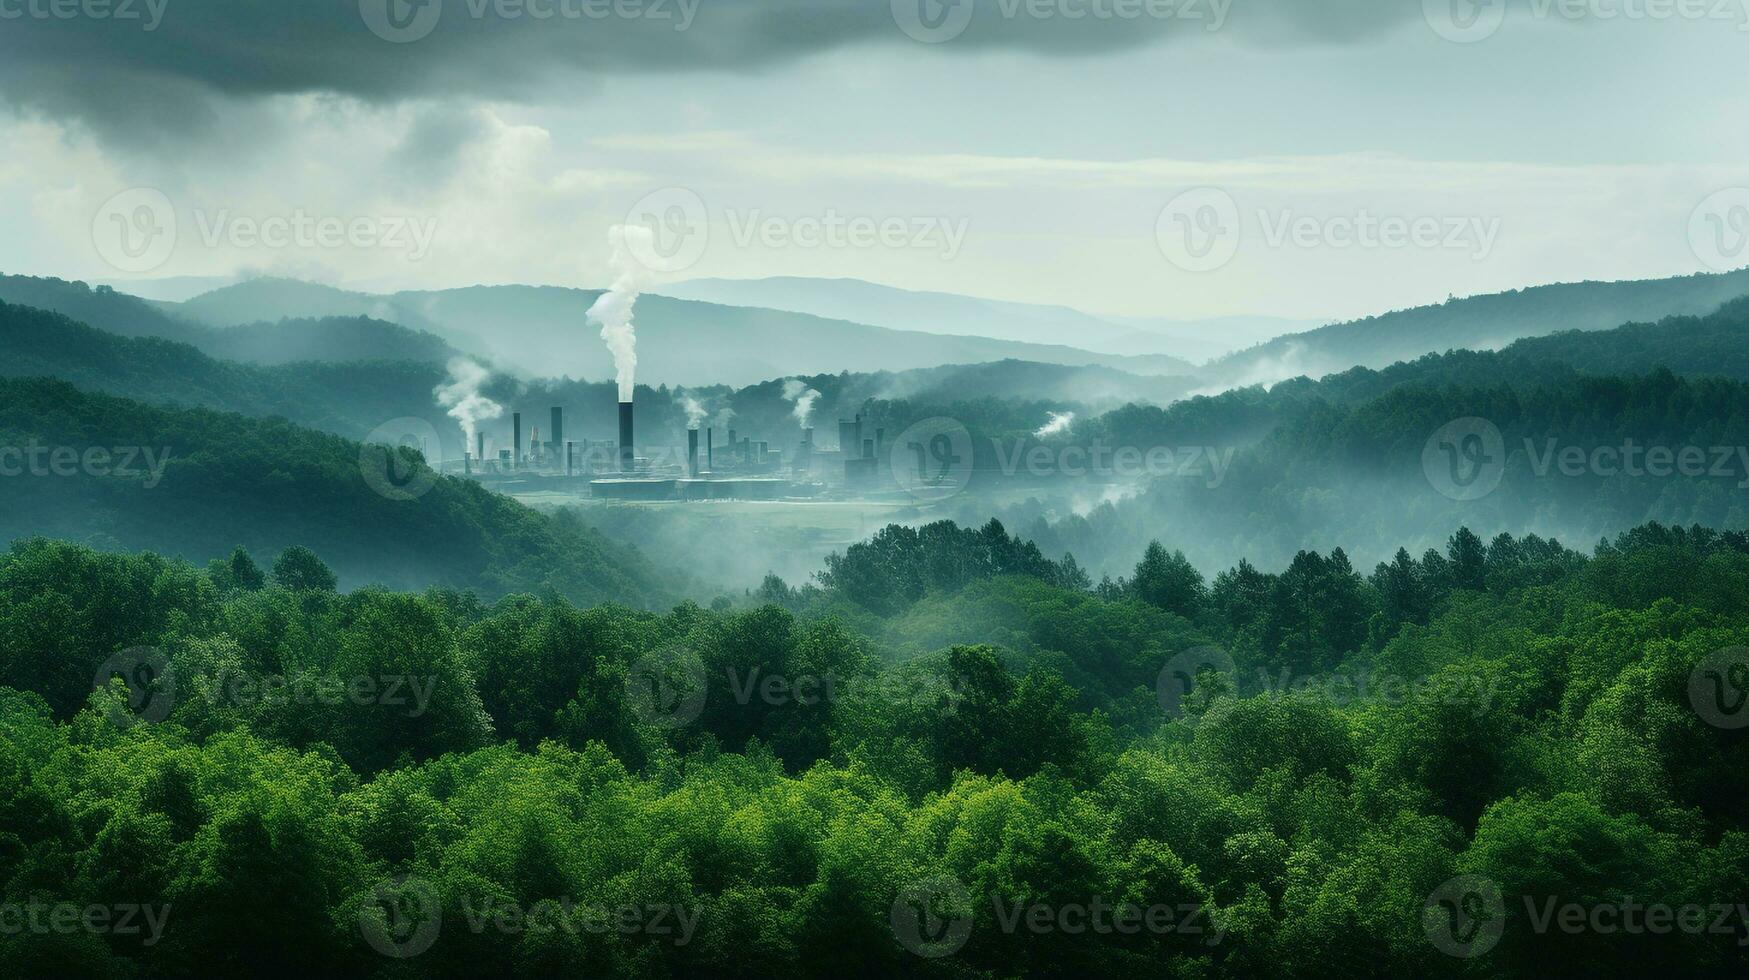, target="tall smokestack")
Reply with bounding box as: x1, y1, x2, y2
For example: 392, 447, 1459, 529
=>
513, 413, 522, 468
566, 441, 575, 477
706, 427, 714, 472
551, 407, 564, 453
476, 431, 485, 465
688, 428, 700, 478
618, 401, 634, 472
